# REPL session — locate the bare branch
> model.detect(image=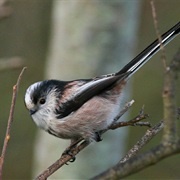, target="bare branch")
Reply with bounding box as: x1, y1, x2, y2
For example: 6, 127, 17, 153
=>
113, 100, 135, 123
162, 50, 180, 144
109, 110, 150, 130
150, 0, 180, 146
150, 0, 167, 69
119, 120, 163, 163
0, 67, 27, 179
